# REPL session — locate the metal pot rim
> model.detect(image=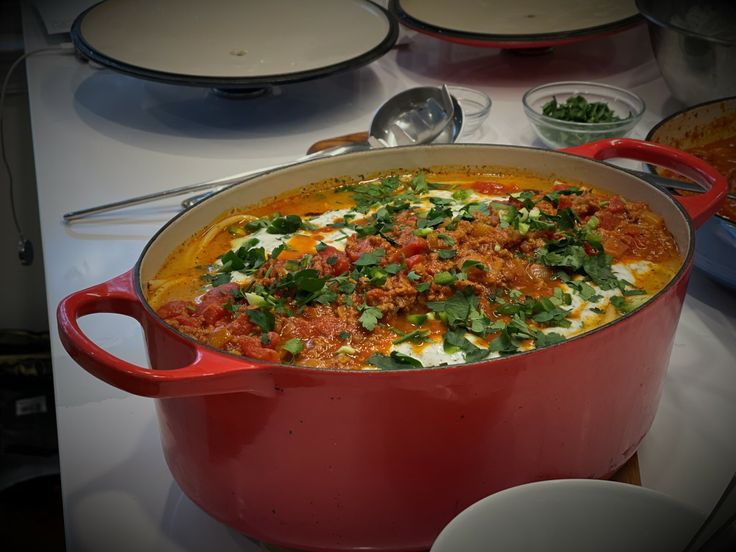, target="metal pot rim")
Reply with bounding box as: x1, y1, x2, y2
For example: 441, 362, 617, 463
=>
635, 0, 736, 47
